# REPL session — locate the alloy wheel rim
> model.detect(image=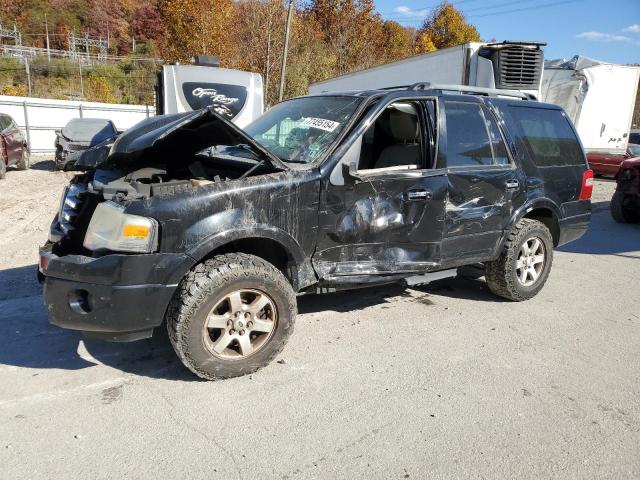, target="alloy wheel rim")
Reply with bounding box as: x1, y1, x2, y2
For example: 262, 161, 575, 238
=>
203, 289, 277, 360
515, 236, 545, 287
